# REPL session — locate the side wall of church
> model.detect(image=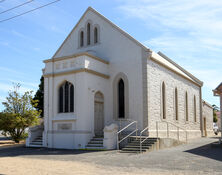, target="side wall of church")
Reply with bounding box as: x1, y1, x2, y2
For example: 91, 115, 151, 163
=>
202, 101, 214, 136
147, 59, 202, 141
